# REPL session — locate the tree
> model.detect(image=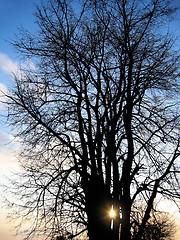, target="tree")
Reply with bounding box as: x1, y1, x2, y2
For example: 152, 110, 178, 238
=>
142, 214, 175, 240
132, 208, 176, 240
4, 0, 180, 240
